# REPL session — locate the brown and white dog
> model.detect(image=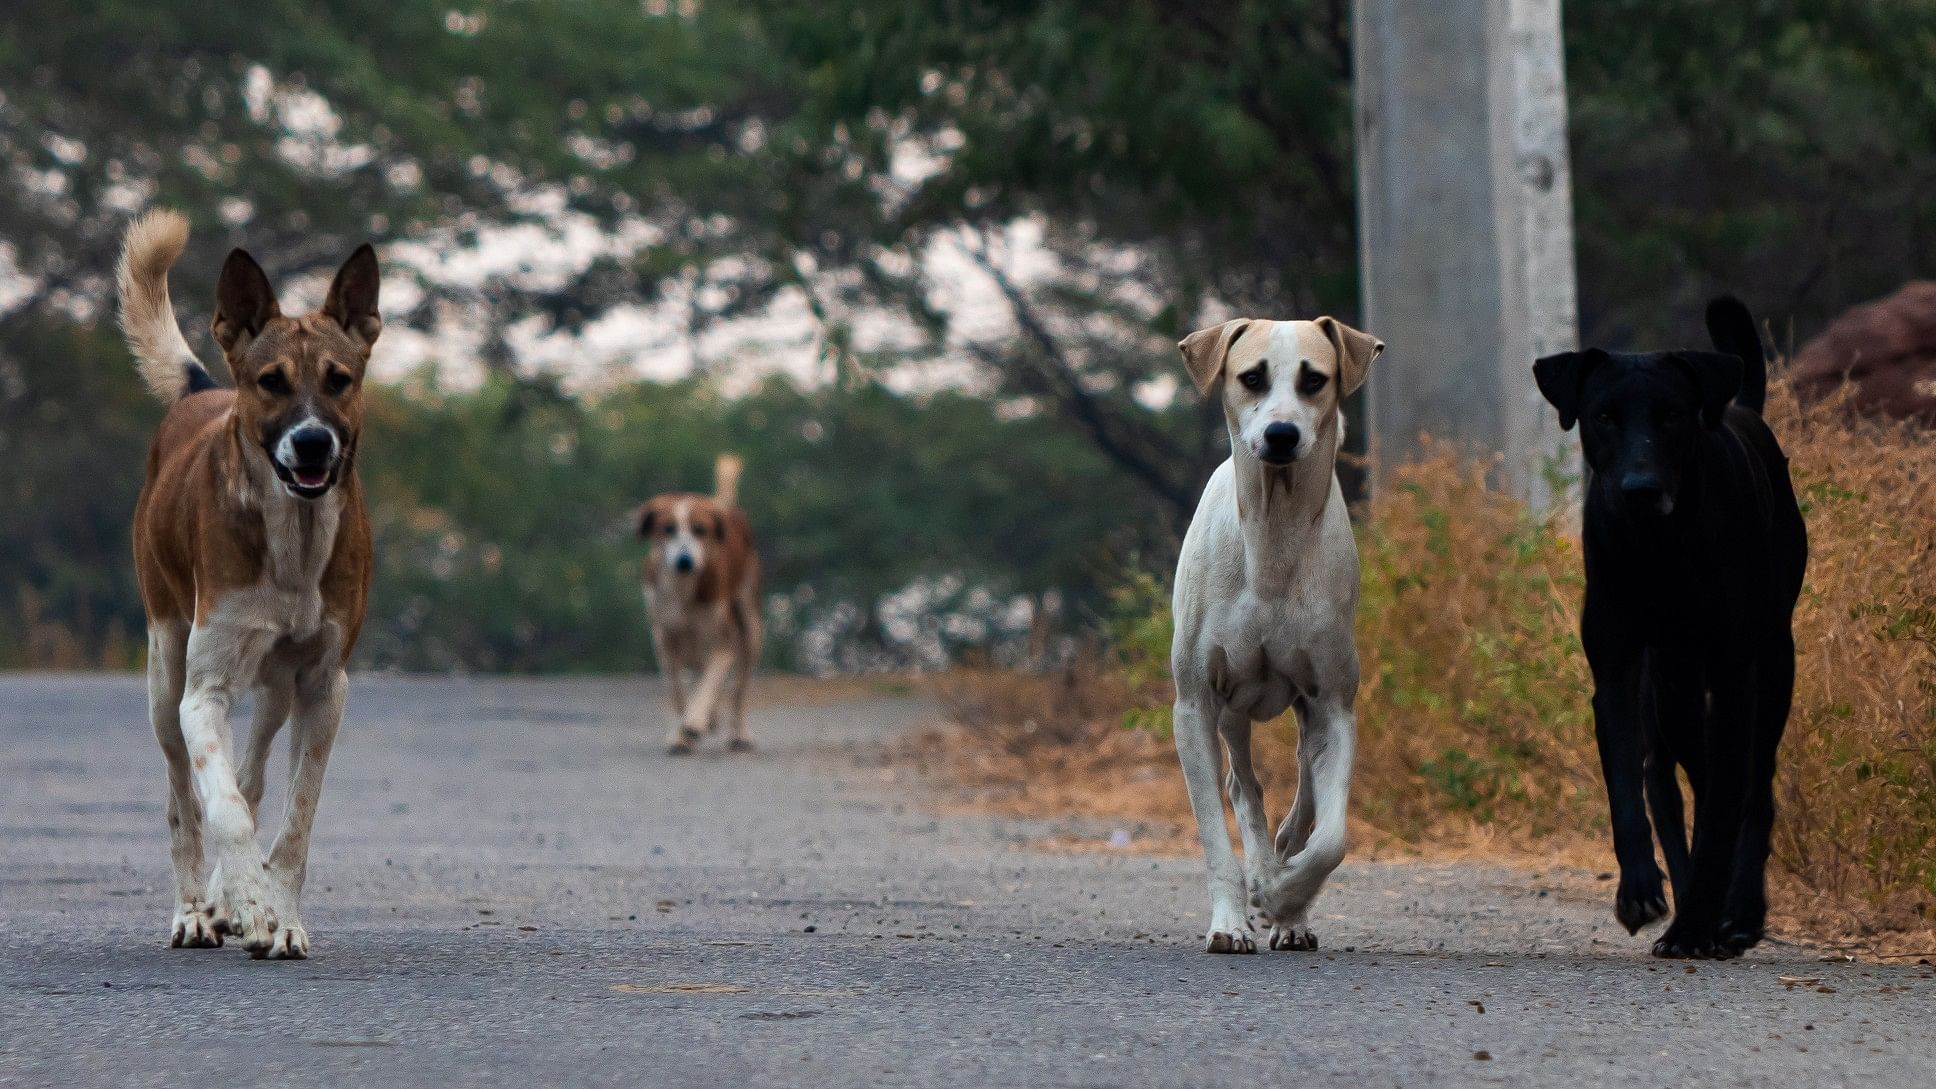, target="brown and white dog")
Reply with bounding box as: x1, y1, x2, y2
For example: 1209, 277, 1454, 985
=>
119, 208, 380, 959
634, 455, 762, 754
